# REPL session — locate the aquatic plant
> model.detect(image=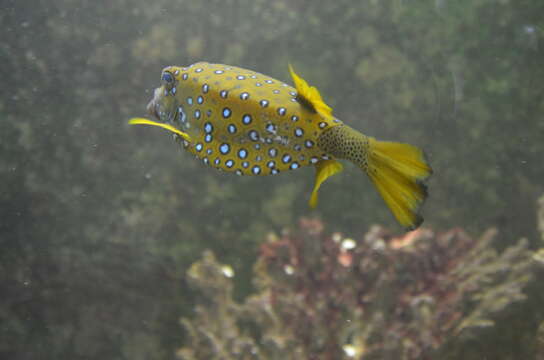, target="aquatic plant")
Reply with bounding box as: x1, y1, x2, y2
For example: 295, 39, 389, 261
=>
4, 0, 544, 358
178, 216, 544, 359
176, 251, 259, 360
